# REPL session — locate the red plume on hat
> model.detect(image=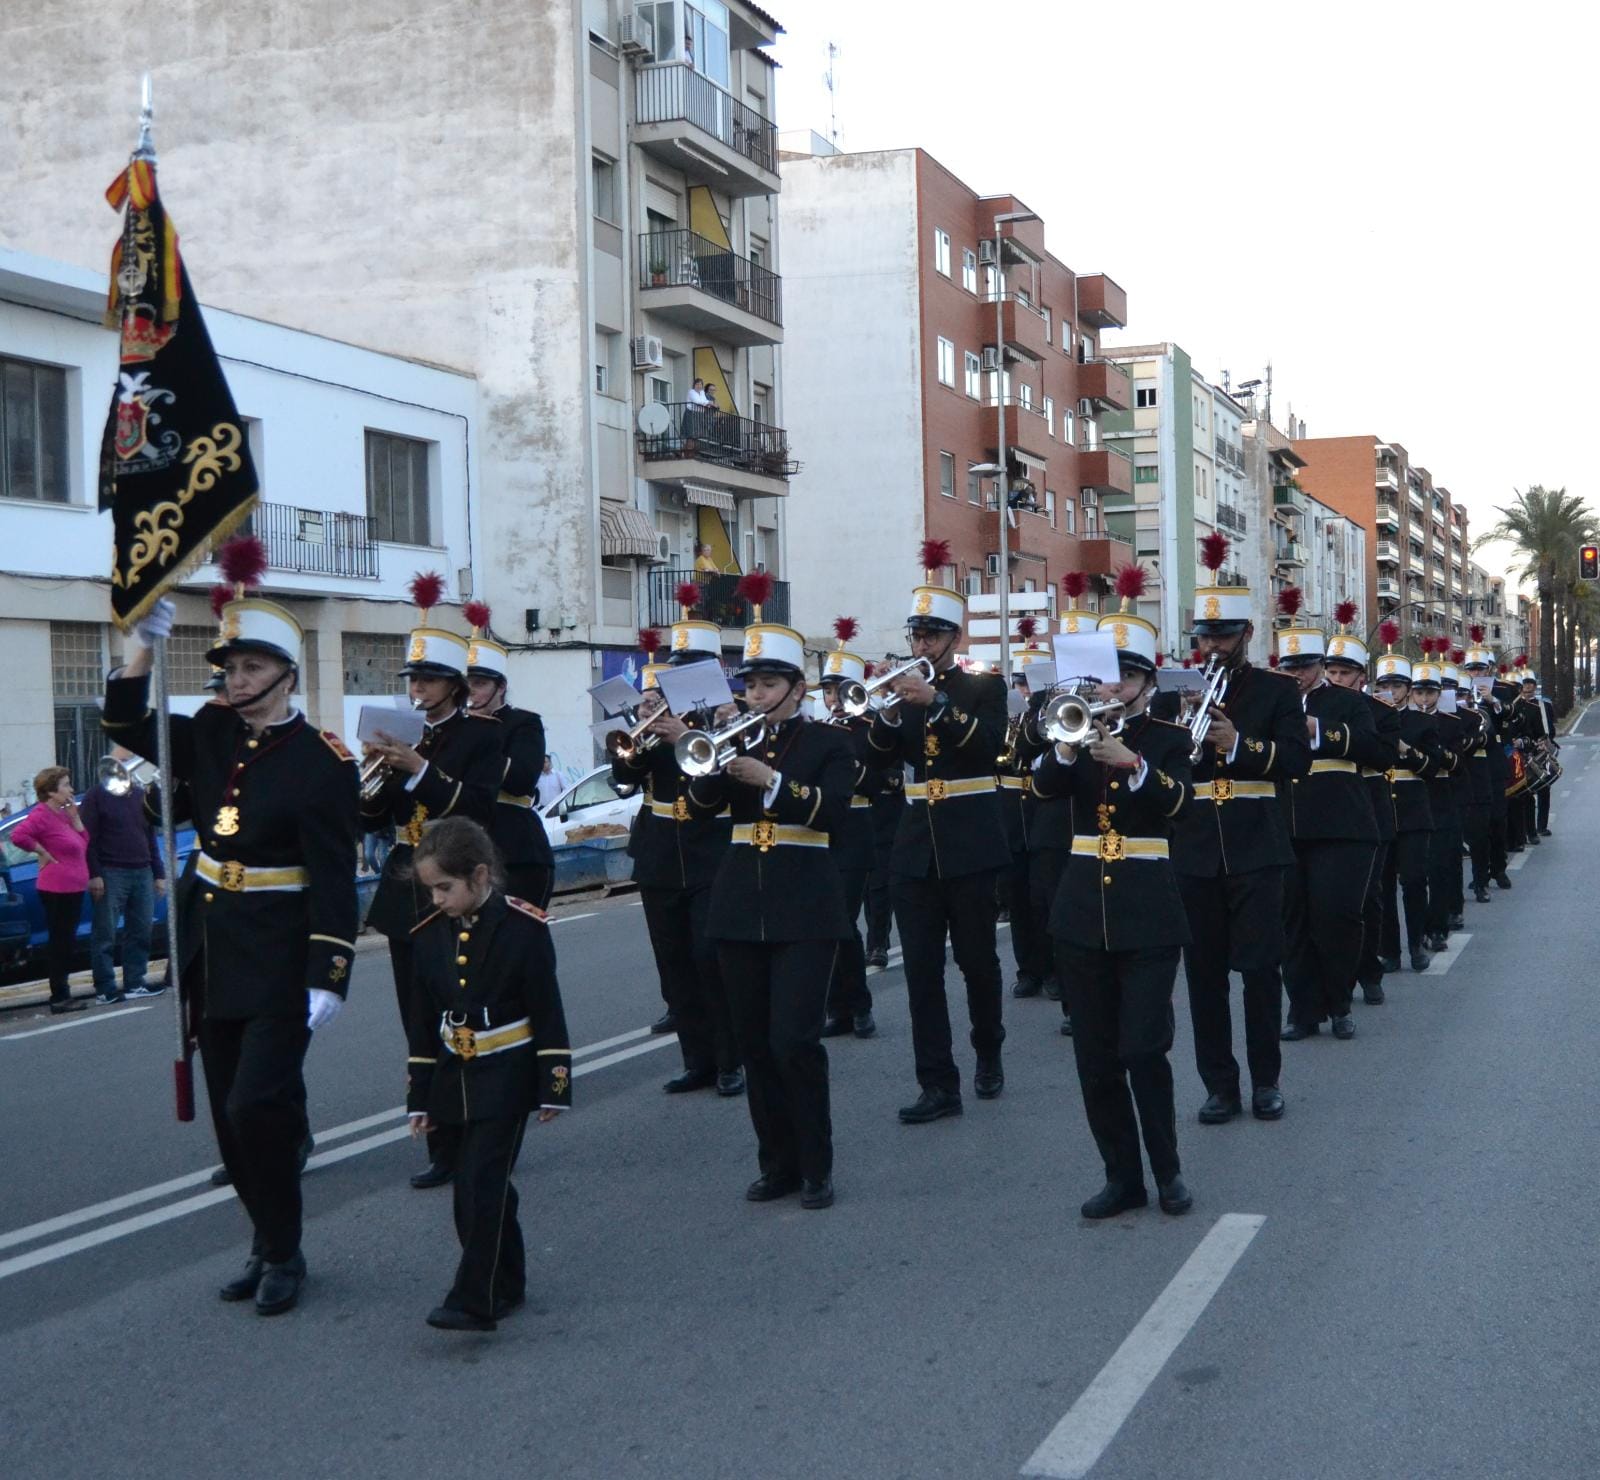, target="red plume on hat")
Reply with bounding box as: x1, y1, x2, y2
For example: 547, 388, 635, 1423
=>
1155, 653, 1166, 667
674, 580, 701, 618
1015, 615, 1039, 646
1061, 570, 1088, 602
1498, 662, 1509, 676
735, 569, 775, 622
1515, 652, 1528, 667
1114, 563, 1148, 612
463, 601, 492, 638
218, 536, 268, 598
1469, 623, 1485, 645
1378, 620, 1400, 650
1334, 600, 1358, 631
1452, 647, 1466, 664
638, 626, 662, 657
919, 538, 952, 581
1276, 585, 1304, 619
408, 570, 446, 617
1267, 653, 1280, 668
832, 615, 859, 648
209, 583, 232, 620
1200, 532, 1229, 572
